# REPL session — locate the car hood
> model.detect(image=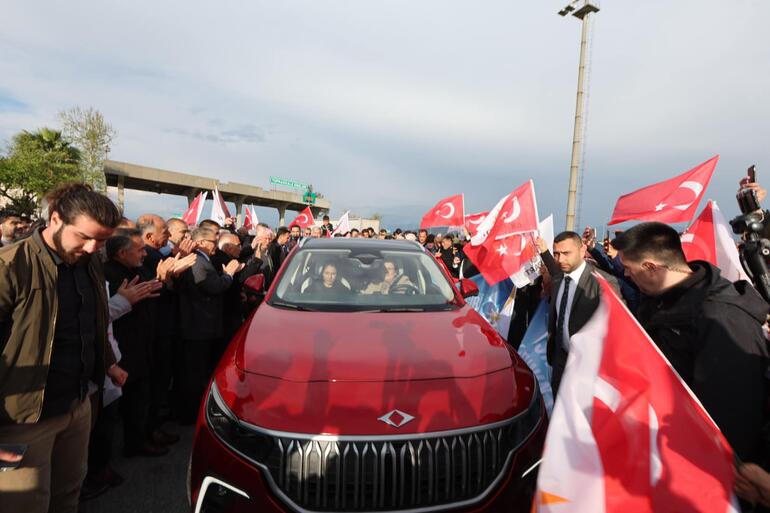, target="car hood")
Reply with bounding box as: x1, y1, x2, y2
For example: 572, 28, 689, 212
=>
237, 303, 517, 382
